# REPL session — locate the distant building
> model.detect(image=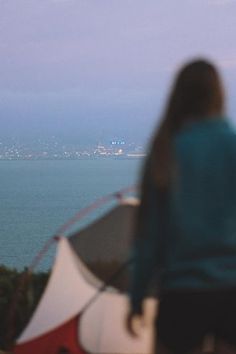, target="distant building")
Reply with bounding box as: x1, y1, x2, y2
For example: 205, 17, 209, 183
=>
110, 140, 125, 146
